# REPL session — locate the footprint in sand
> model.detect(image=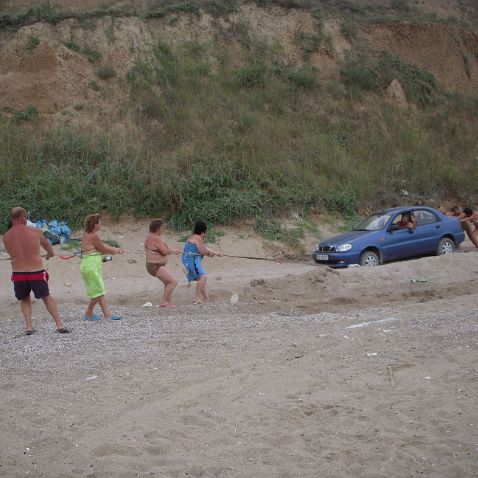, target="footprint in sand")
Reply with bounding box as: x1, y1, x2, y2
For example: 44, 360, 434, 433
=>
91, 444, 142, 457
